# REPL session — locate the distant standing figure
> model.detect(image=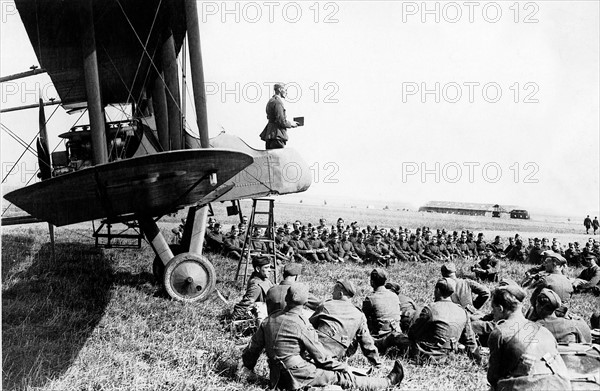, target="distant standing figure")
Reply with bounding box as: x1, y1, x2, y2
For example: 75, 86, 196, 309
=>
584, 215, 592, 234
593, 217, 599, 235
259, 83, 298, 149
